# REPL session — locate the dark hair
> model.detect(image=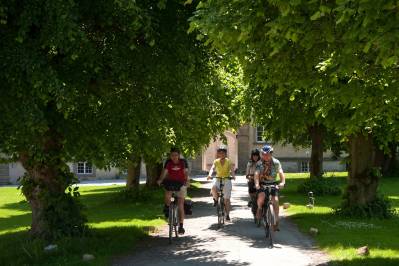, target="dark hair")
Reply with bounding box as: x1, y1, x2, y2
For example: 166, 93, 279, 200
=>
170, 147, 180, 154
250, 149, 260, 162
